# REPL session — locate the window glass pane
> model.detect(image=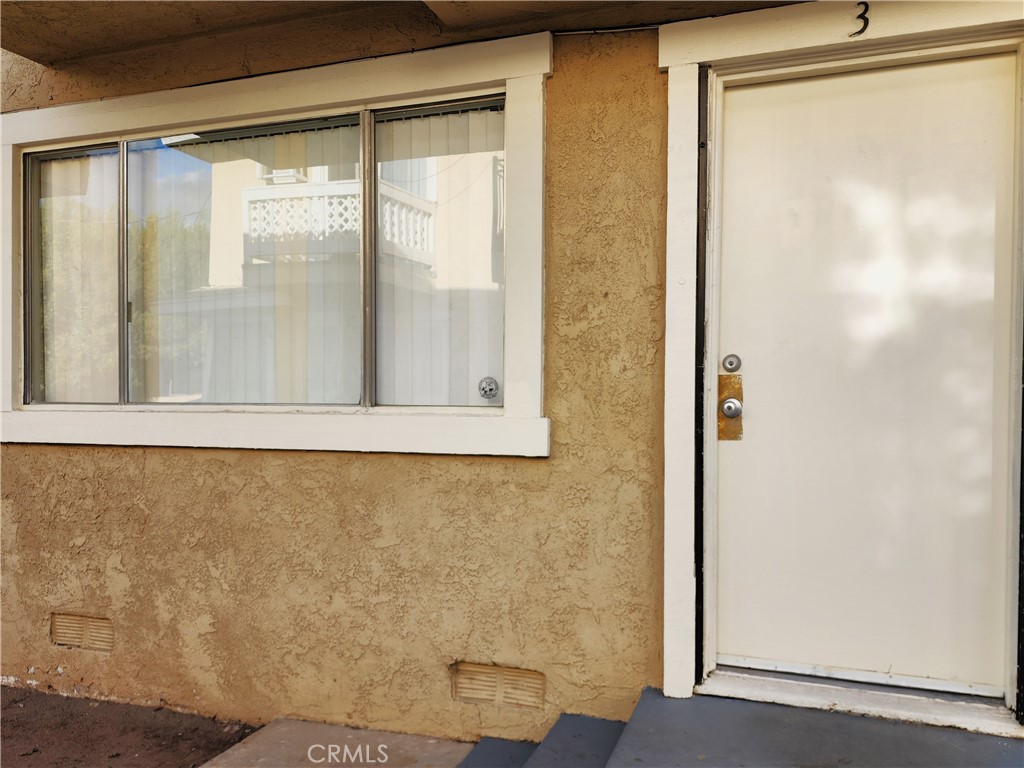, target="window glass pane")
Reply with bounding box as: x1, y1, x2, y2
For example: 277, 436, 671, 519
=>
28, 148, 120, 403
126, 122, 361, 404
375, 104, 505, 406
